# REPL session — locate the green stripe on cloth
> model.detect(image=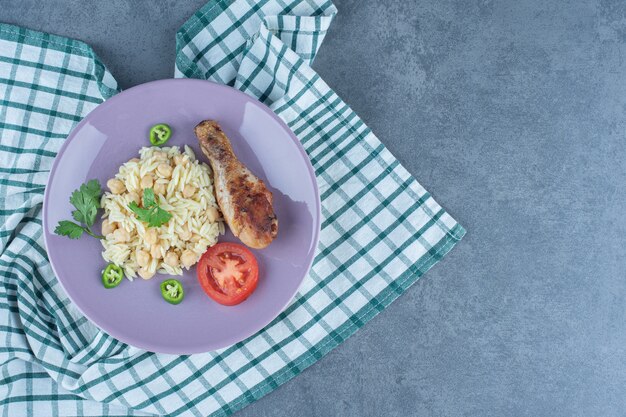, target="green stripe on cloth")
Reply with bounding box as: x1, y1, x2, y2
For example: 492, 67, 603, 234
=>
0, 1, 465, 416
